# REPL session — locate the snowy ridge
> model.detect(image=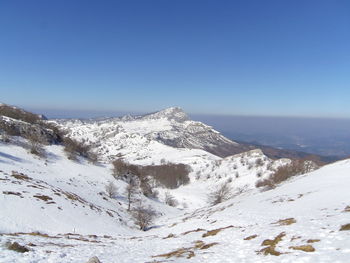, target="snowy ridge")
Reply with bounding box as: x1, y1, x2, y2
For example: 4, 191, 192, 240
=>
54, 107, 247, 162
